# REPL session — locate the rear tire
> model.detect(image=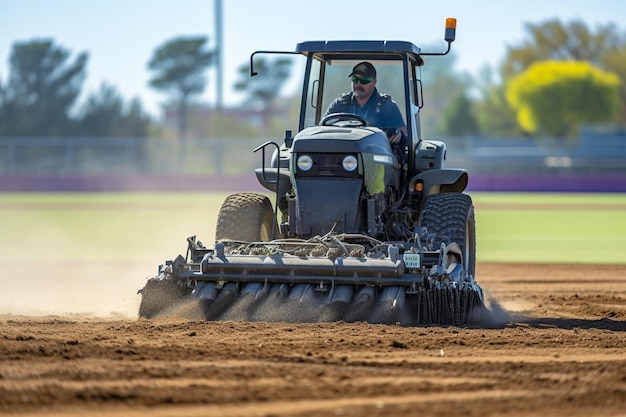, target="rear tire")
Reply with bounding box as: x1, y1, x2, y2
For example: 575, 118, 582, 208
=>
215, 193, 276, 242
418, 193, 476, 277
